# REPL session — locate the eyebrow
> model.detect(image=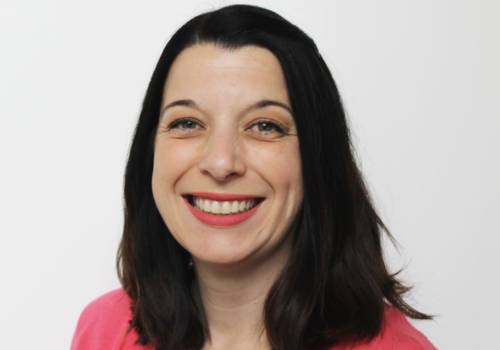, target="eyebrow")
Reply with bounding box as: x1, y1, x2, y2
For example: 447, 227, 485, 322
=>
160, 99, 293, 117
